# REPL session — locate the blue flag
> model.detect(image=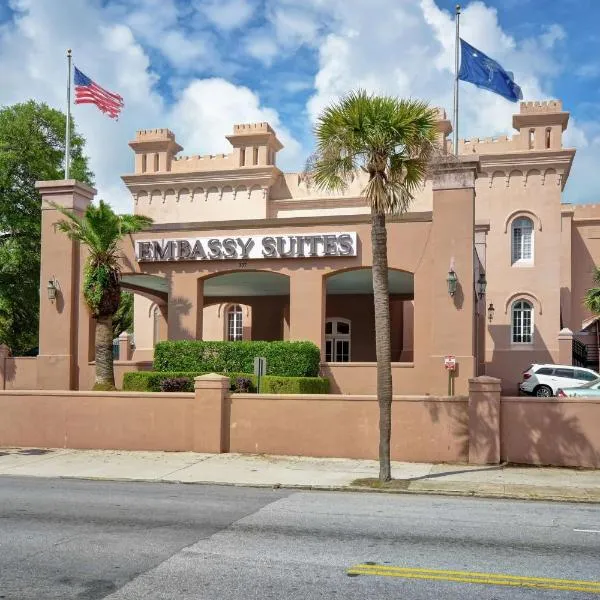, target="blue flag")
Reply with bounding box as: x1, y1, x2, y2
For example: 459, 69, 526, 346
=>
458, 39, 523, 102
